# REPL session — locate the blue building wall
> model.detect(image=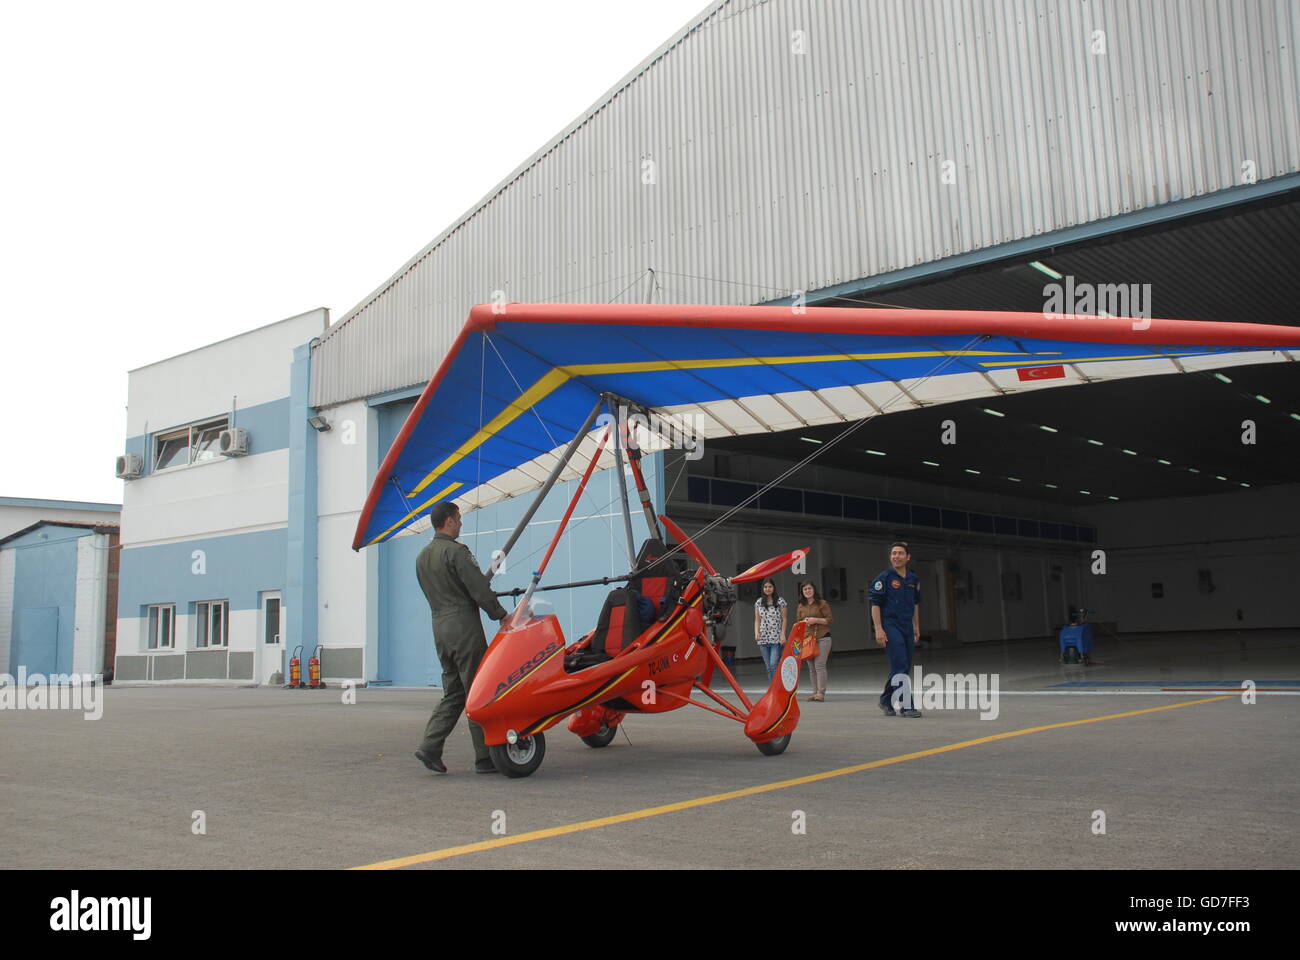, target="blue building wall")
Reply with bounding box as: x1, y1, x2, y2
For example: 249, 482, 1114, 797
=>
374, 400, 664, 687
124, 397, 292, 471
118, 528, 287, 618
7, 526, 92, 676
